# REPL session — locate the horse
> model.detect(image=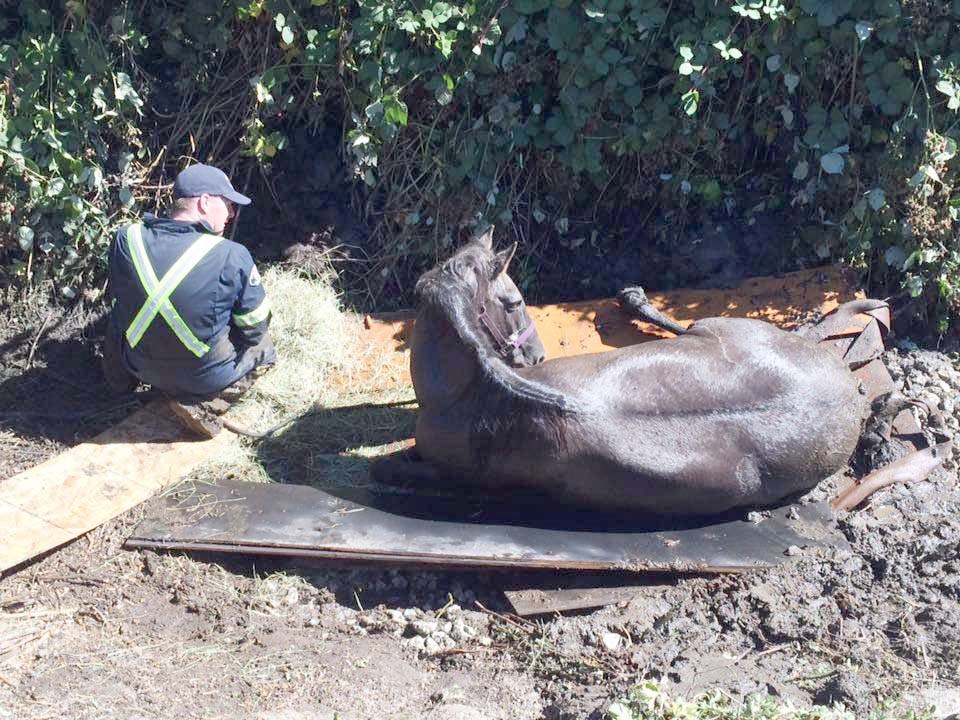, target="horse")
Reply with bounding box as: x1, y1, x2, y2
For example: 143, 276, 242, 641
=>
379, 228, 892, 516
